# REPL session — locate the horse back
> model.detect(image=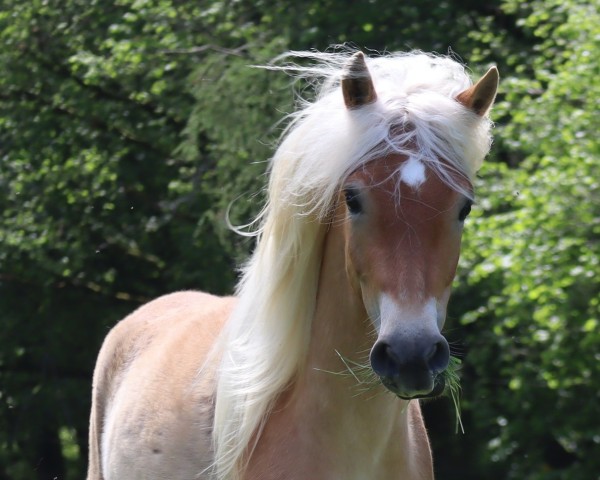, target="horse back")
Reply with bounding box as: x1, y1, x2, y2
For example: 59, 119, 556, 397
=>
87, 291, 235, 480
